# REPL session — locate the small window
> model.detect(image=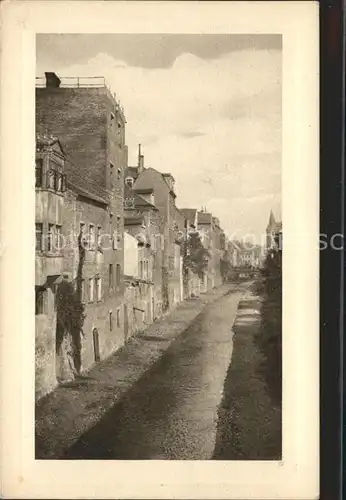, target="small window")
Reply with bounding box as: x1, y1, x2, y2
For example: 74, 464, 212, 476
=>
125, 177, 134, 188
88, 224, 95, 250
109, 264, 114, 290
47, 169, 56, 190
116, 264, 121, 286
48, 224, 54, 252
55, 225, 62, 251
35, 286, 46, 315
88, 278, 94, 302
79, 222, 86, 248
80, 279, 85, 303
109, 311, 113, 331
124, 197, 135, 209
110, 112, 115, 121
55, 172, 64, 192
35, 159, 43, 188
96, 276, 102, 301
116, 308, 121, 328
96, 225, 102, 249
35, 223, 43, 252
117, 168, 121, 180
139, 260, 143, 278
110, 162, 114, 176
